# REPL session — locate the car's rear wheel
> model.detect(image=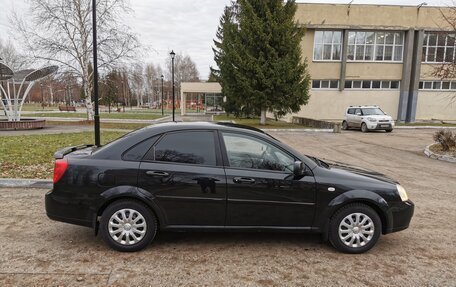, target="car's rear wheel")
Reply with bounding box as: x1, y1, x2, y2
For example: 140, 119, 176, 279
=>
329, 203, 381, 254
342, 121, 348, 130
100, 200, 157, 252
361, 123, 369, 133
